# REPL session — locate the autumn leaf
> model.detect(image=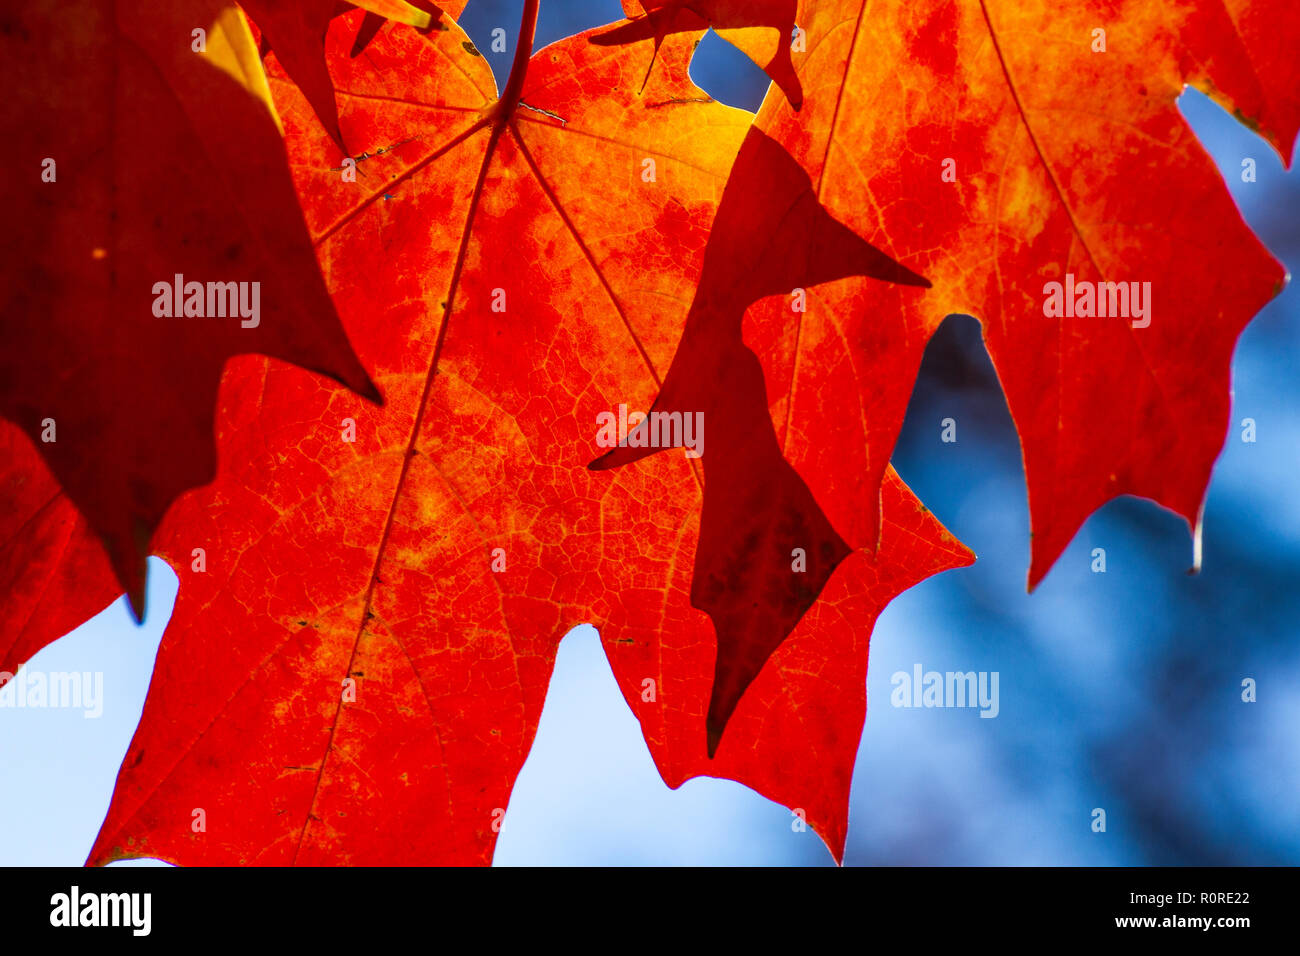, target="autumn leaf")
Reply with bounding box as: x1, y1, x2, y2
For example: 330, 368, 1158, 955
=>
593, 0, 803, 109
70, 8, 738, 865
747, 0, 1298, 586
0, 425, 121, 678
240, 0, 462, 154
591, 127, 936, 752
0, 0, 379, 619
